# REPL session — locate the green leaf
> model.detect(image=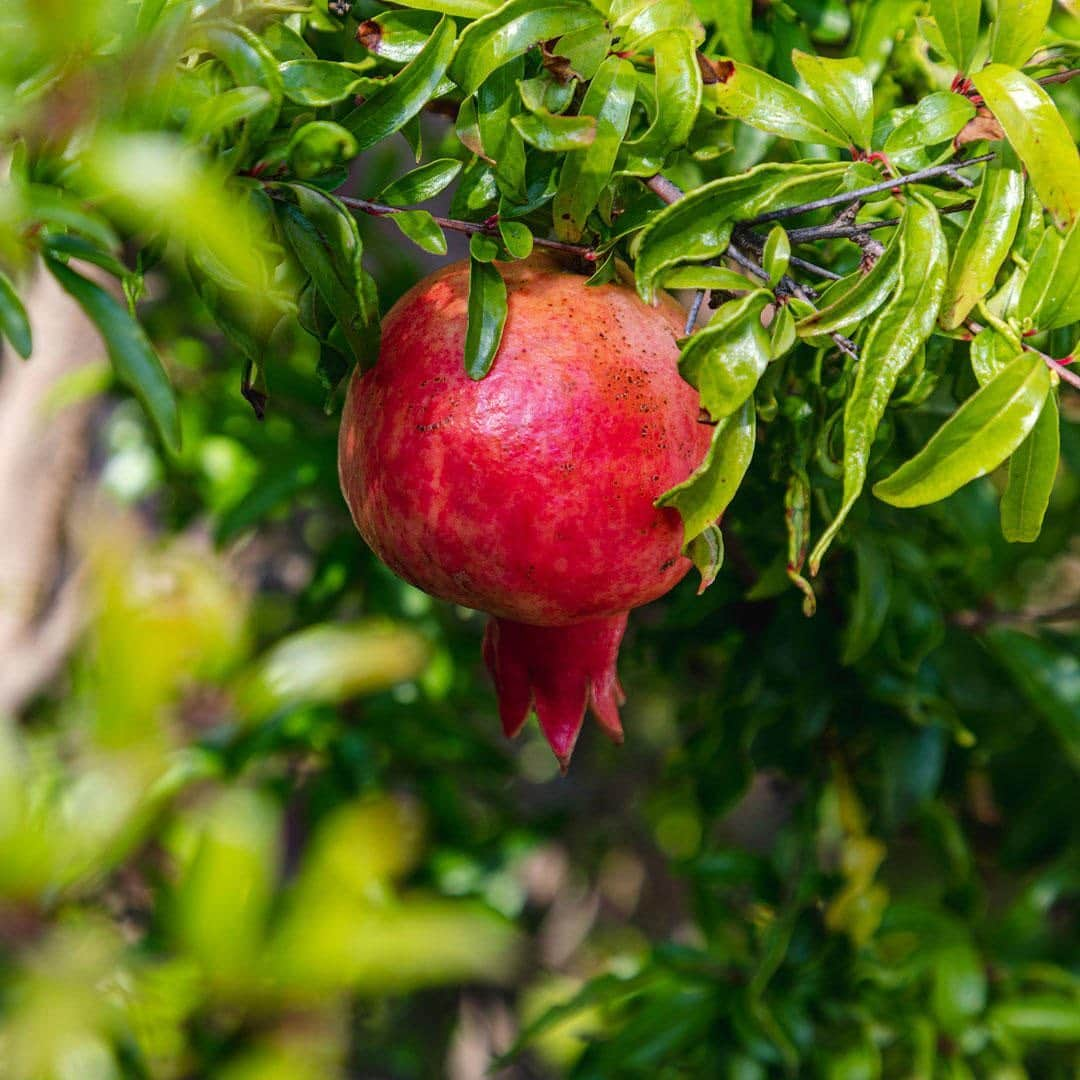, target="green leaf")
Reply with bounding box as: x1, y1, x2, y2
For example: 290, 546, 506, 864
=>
0, 269, 33, 359
618, 29, 703, 176
784, 470, 816, 616
634, 162, 851, 303
357, 10, 442, 63
810, 200, 947, 571
377, 159, 463, 206
498, 219, 533, 259
612, 0, 705, 50
517, 74, 576, 114
43, 233, 130, 279
712, 0, 755, 63
791, 51, 874, 148
795, 225, 902, 339
477, 57, 527, 200
388, 0, 499, 16
469, 232, 501, 262
971, 65, 1080, 230
343, 17, 456, 152
704, 58, 850, 147
449, 0, 605, 96
687, 524, 724, 593
187, 86, 274, 140
882, 92, 975, 155
970, 325, 1017, 385
552, 56, 637, 242
989, 996, 1080, 1041
873, 351, 1051, 508
762, 226, 791, 286
46, 257, 180, 452
984, 630, 1080, 767
856, 0, 921, 80
678, 291, 773, 420
280, 60, 365, 106
988, 0, 1053, 67
659, 265, 756, 291
932, 945, 987, 1034
464, 258, 507, 379
1019, 220, 1080, 331
389, 210, 448, 254
939, 151, 1025, 330
286, 121, 358, 180
197, 23, 283, 148
511, 111, 596, 150
656, 398, 755, 541
27, 185, 119, 250
1000, 393, 1059, 542
929, 0, 980, 72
